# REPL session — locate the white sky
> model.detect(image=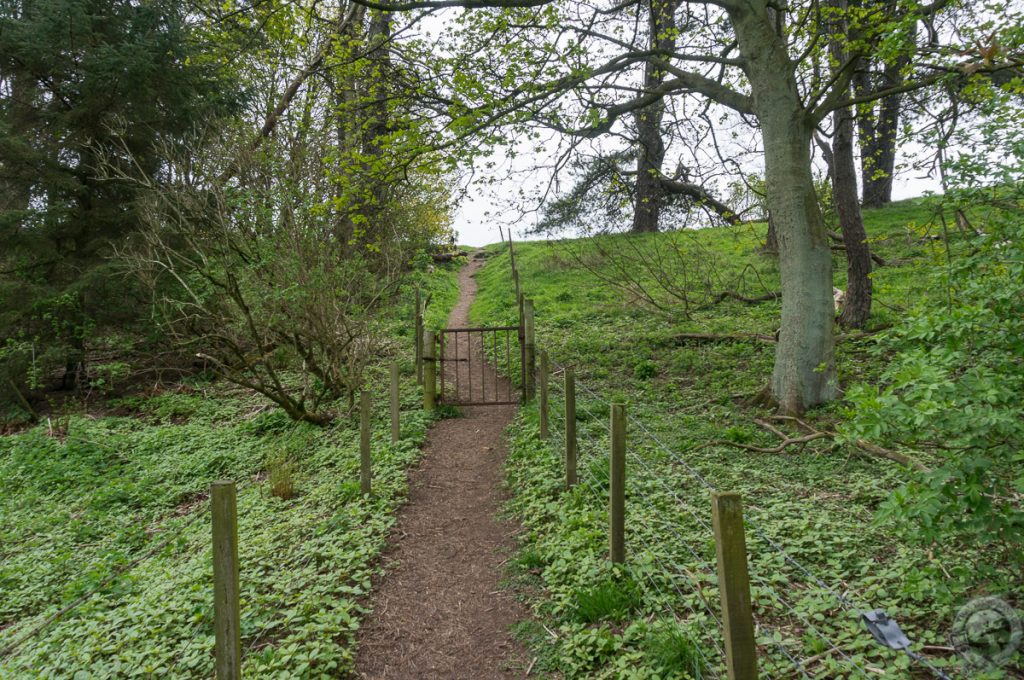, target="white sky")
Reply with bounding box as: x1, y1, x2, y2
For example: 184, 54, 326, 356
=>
449, 144, 945, 247
412, 11, 951, 248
